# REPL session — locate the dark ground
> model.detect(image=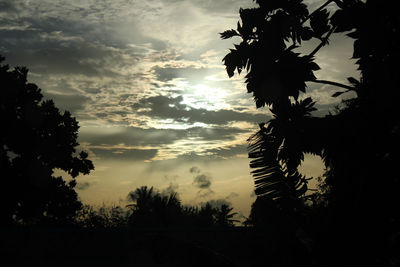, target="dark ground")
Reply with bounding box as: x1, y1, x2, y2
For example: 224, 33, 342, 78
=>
1, 226, 304, 267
